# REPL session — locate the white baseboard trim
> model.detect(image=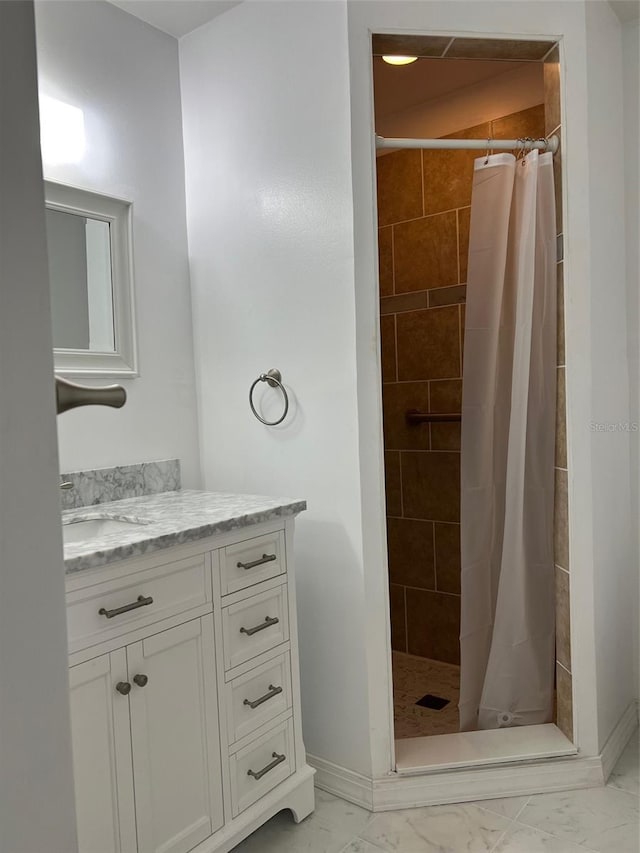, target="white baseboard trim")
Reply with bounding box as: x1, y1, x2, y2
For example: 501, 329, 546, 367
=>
308, 700, 639, 812
371, 753, 604, 811
600, 699, 639, 782
306, 754, 374, 810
